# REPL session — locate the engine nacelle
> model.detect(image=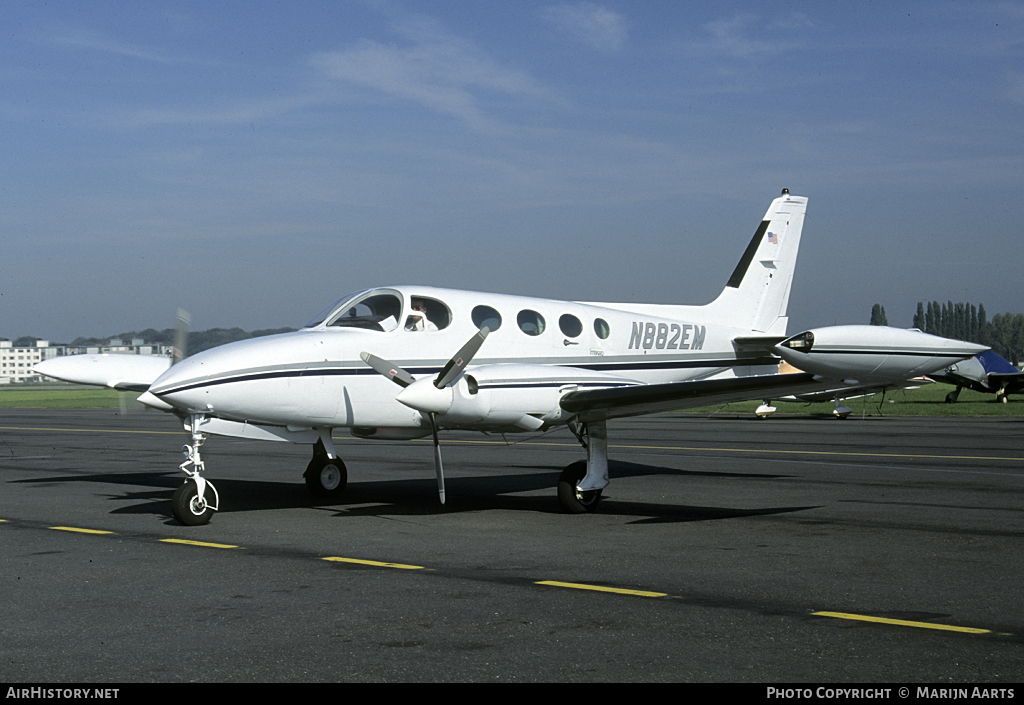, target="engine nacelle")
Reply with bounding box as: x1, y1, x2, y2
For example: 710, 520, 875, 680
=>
774, 325, 987, 384
397, 364, 640, 432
